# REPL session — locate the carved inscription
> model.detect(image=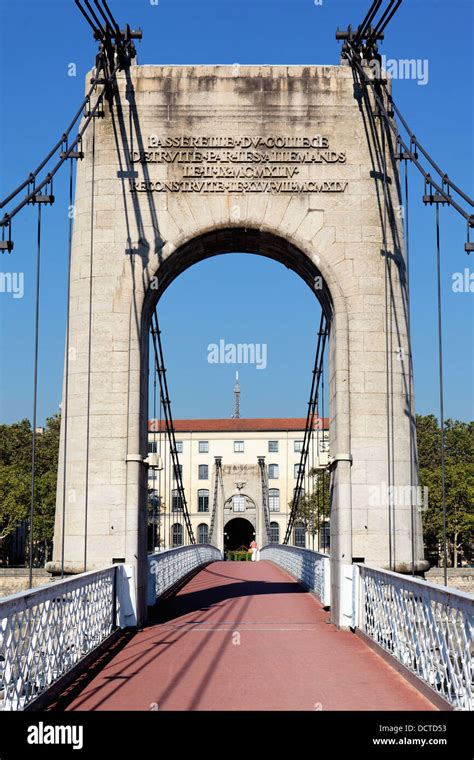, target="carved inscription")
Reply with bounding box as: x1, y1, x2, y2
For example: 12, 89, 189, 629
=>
129, 135, 348, 194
